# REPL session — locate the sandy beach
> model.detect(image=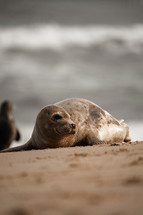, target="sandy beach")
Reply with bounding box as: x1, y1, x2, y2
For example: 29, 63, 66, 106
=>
0, 141, 143, 215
